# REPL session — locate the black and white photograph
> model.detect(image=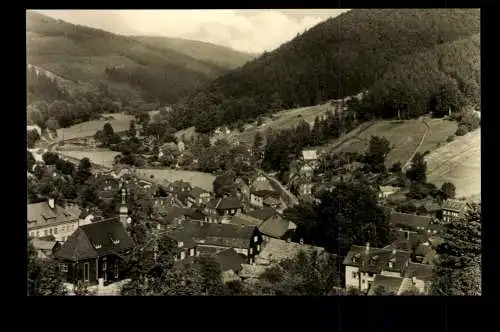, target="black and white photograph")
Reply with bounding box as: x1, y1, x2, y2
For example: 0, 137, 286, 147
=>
26, 9, 481, 296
